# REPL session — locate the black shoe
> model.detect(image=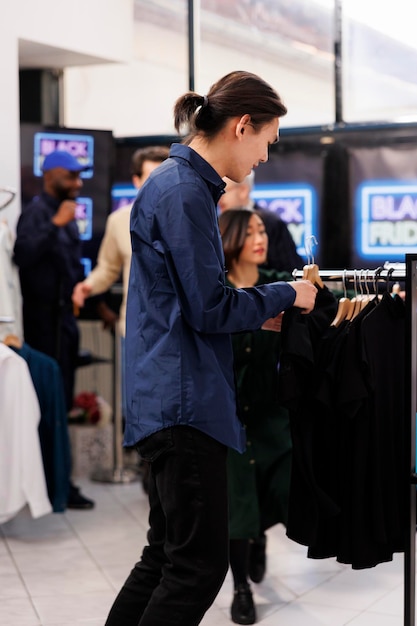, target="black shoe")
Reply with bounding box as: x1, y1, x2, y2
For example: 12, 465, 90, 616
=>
67, 484, 95, 510
248, 535, 266, 584
231, 583, 256, 625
